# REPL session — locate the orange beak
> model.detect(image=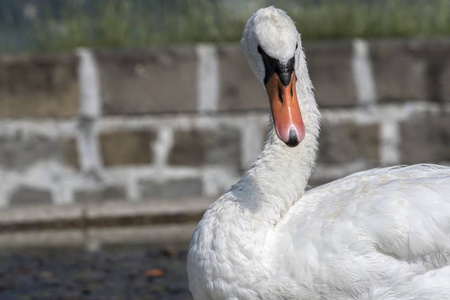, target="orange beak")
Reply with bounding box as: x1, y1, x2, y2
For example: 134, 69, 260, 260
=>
265, 72, 305, 147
